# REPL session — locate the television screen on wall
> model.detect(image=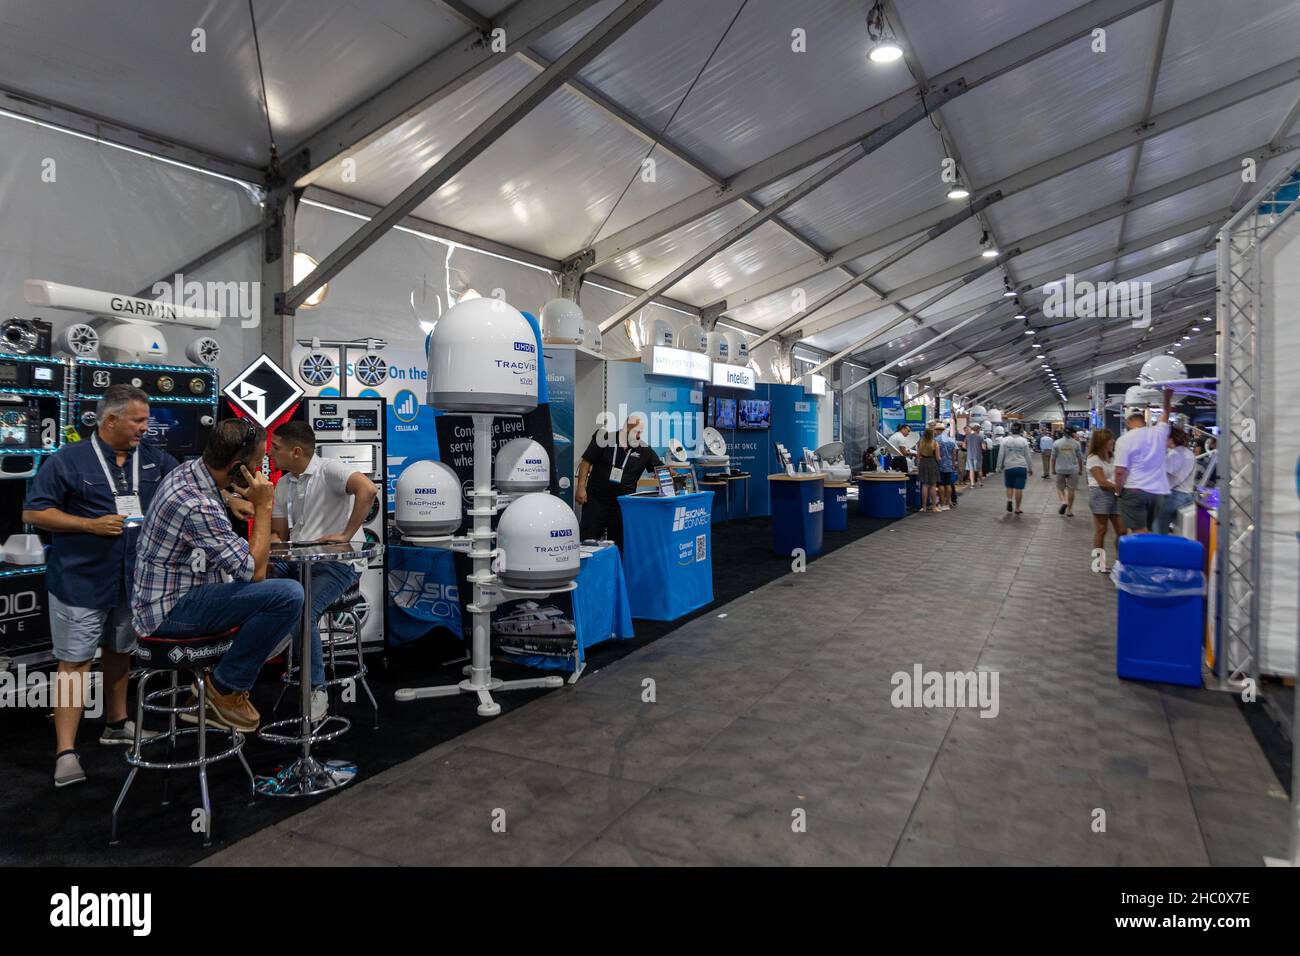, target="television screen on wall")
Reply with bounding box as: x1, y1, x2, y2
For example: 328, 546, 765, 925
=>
738, 399, 770, 430
713, 397, 736, 429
